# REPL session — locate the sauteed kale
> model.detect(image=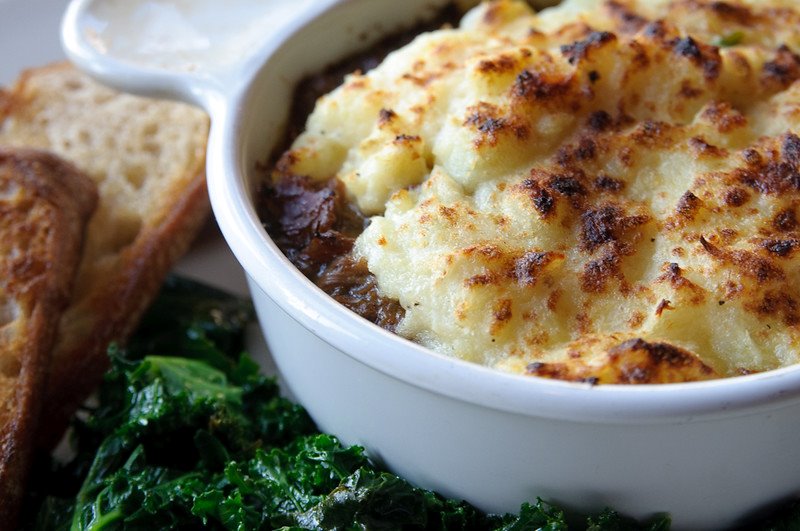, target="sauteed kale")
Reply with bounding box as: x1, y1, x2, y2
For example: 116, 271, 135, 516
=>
24, 275, 795, 530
